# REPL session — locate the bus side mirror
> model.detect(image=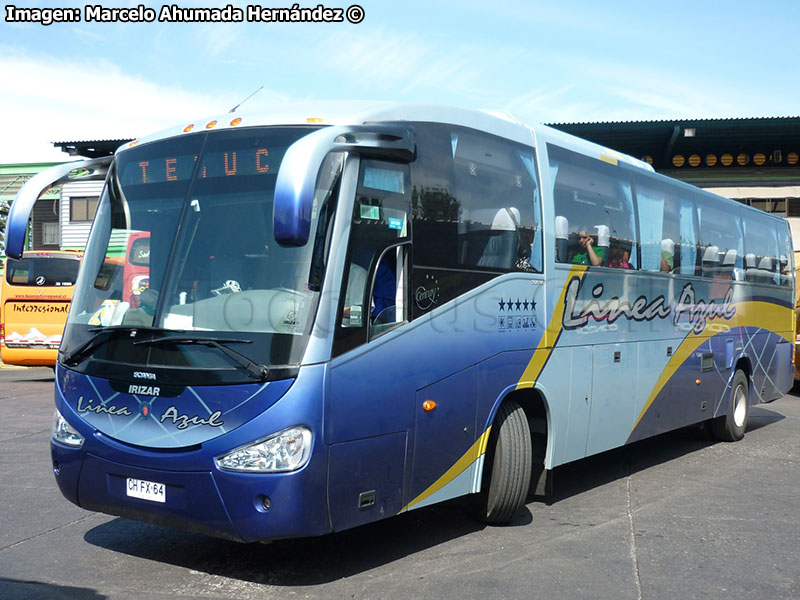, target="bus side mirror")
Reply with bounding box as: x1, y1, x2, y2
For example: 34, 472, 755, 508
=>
4, 157, 111, 260
273, 124, 415, 247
